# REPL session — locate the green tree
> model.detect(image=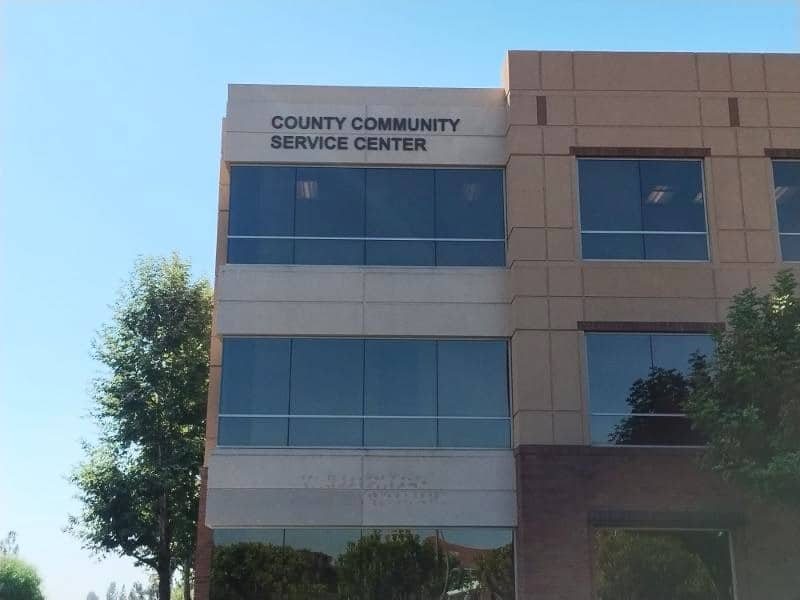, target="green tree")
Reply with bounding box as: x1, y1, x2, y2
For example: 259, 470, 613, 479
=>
687, 270, 800, 508
0, 555, 45, 600
68, 254, 212, 600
